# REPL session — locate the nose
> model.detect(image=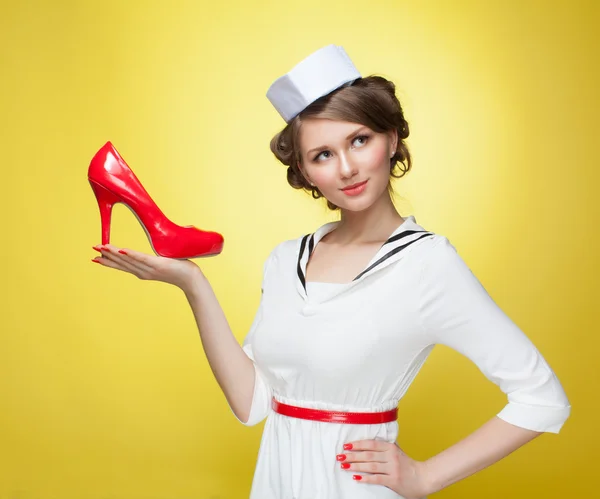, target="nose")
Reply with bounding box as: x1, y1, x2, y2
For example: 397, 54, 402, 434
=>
338, 151, 358, 179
